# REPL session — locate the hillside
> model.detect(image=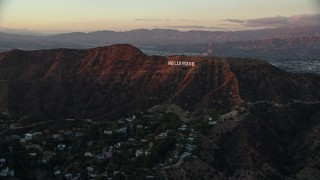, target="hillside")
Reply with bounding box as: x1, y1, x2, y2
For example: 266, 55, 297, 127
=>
0, 44, 319, 122
0, 44, 320, 179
